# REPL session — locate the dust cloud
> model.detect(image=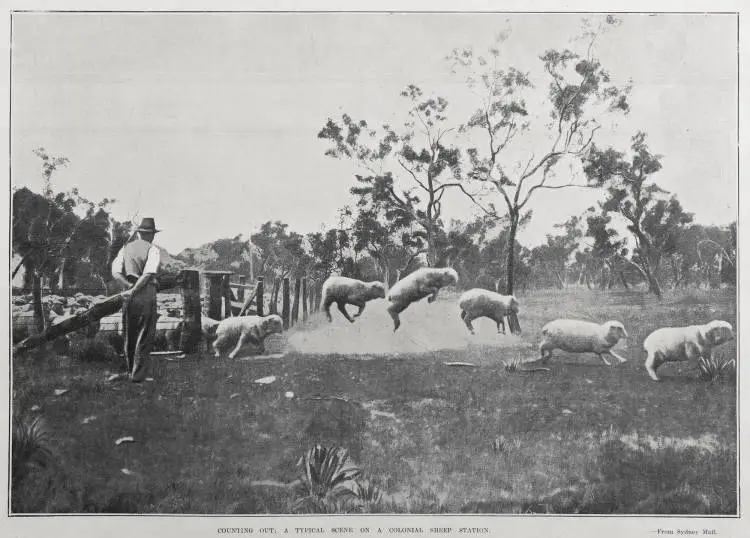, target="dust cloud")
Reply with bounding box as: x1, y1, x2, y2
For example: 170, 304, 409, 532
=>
285, 296, 525, 356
